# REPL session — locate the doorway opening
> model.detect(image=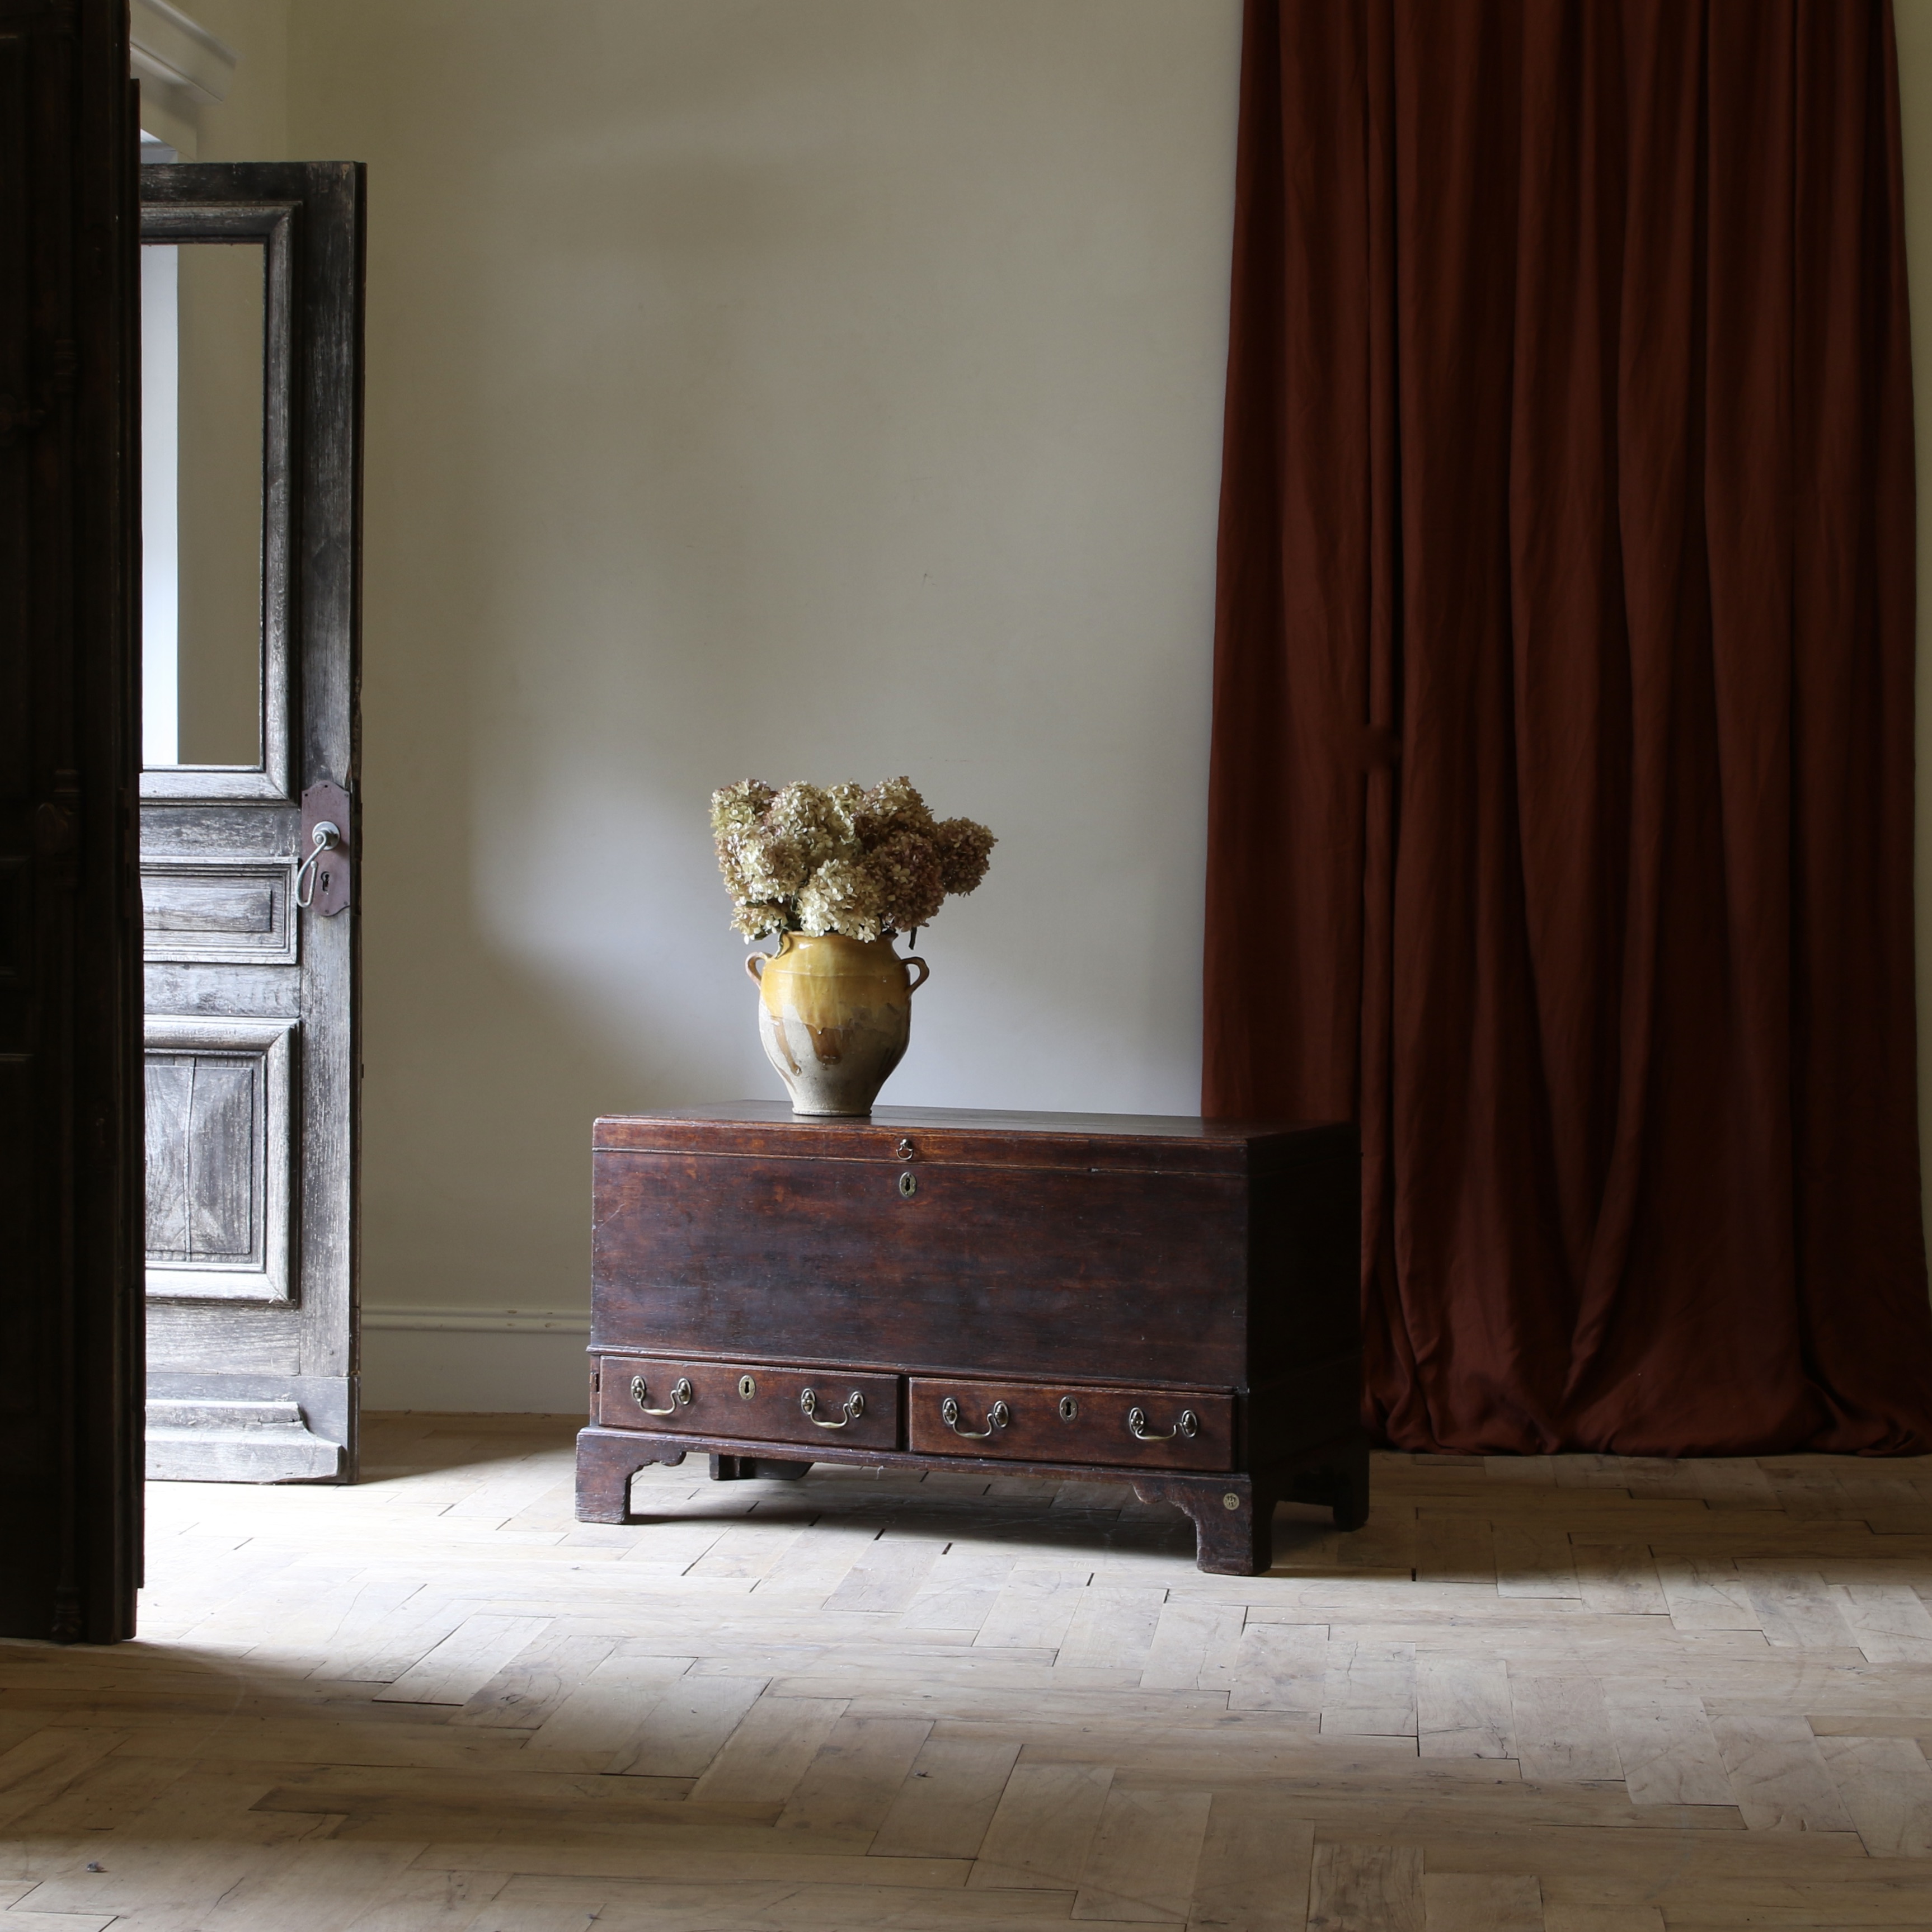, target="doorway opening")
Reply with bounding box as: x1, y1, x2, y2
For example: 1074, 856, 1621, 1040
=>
137, 151, 366, 1488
